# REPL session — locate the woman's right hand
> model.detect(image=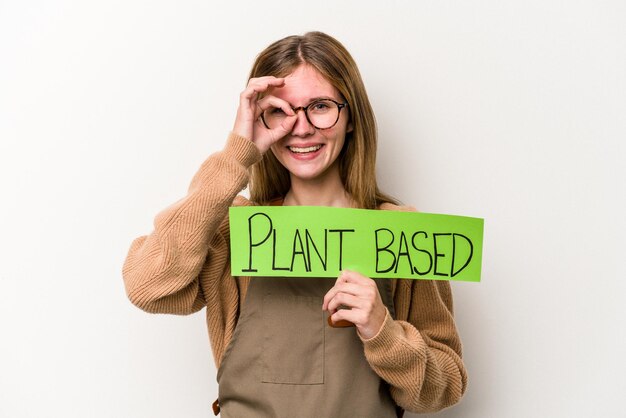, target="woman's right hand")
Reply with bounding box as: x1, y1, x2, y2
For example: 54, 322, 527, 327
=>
233, 76, 297, 154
